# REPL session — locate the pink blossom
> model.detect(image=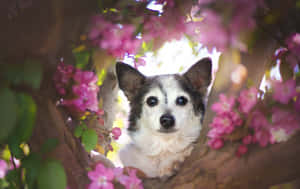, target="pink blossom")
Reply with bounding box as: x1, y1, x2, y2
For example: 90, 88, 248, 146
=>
253, 129, 270, 147
229, 111, 243, 127
112, 167, 124, 179
250, 111, 269, 130
120, 169, 143, 189
272, 79, 297, 104
285, 33, 300, 68
228, 0, 258, 35
0, 160, 8, 179
74, 70, 97, 85
271, 108, 300, 135
242, 135, 253, 145
53, 62, 75, 95
89, 16, 141, 57
88, 163, 114, 189
210, 115, 235, 134
207, 128, 223, 139
208, 138, 224, 149
197, 0, 213, 5
211, 94, 235, 115
187, 10, 228, 52
111, 127, 122, 140
54, 62, 100, 115
236, 145, 248, 157
238, 87, 258, 114
9, 158, 20, 169
286, 33, 300, 55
